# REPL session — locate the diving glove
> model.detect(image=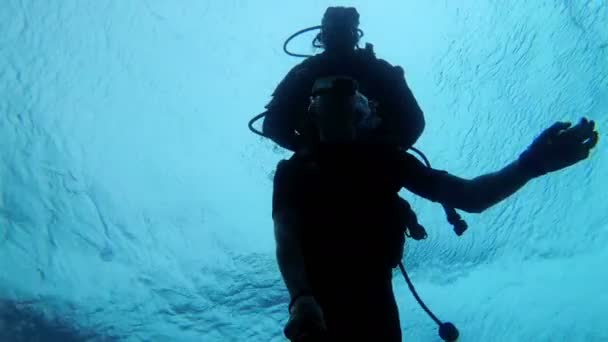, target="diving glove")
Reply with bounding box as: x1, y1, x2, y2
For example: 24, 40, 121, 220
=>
519, 117, 599, 178
284, 295, 327, 341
